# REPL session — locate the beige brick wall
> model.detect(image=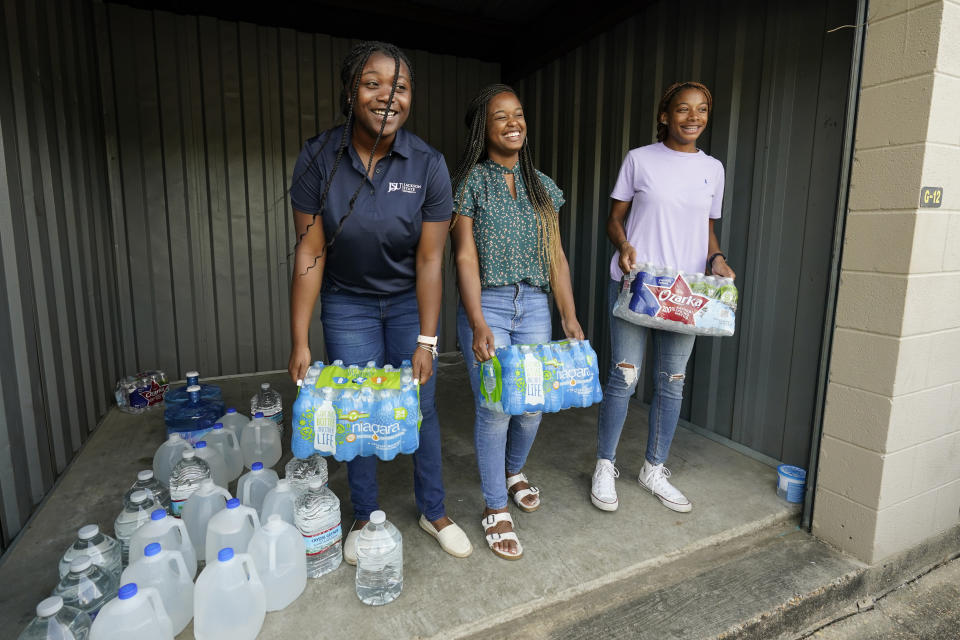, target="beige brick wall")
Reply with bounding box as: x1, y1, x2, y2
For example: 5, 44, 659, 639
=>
813, 0, 960, 564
